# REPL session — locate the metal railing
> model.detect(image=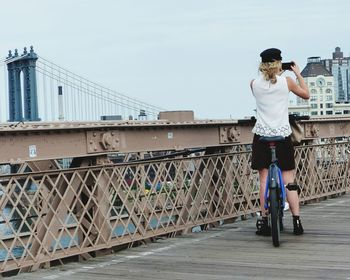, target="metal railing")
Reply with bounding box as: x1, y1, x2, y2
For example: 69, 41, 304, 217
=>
0, 140, 349, 273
